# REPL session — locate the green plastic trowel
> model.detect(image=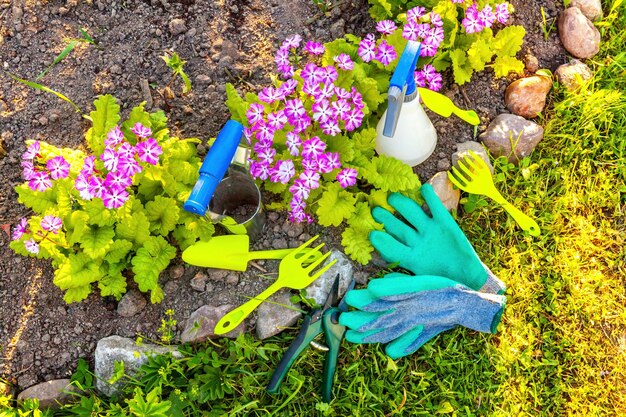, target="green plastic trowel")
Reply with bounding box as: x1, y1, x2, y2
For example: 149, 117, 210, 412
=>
418, 87, 480, 125
182, 235, 294, 271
